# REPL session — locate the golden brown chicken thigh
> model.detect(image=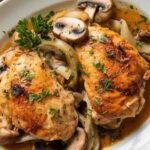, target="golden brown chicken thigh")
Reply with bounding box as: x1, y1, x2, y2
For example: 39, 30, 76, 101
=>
76, 25, 149, 128
0, 47, 78, 143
